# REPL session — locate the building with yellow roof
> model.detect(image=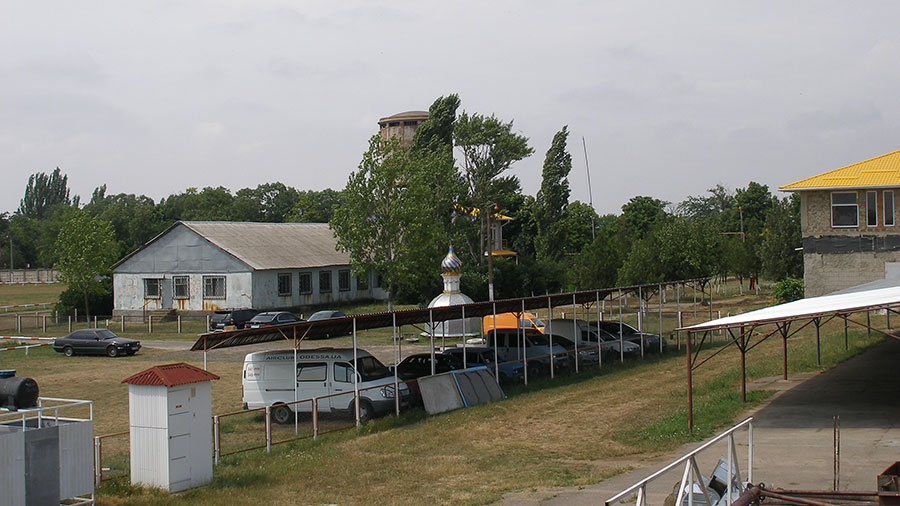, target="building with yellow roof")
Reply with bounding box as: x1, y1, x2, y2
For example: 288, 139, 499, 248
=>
780, 148, 900, 296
